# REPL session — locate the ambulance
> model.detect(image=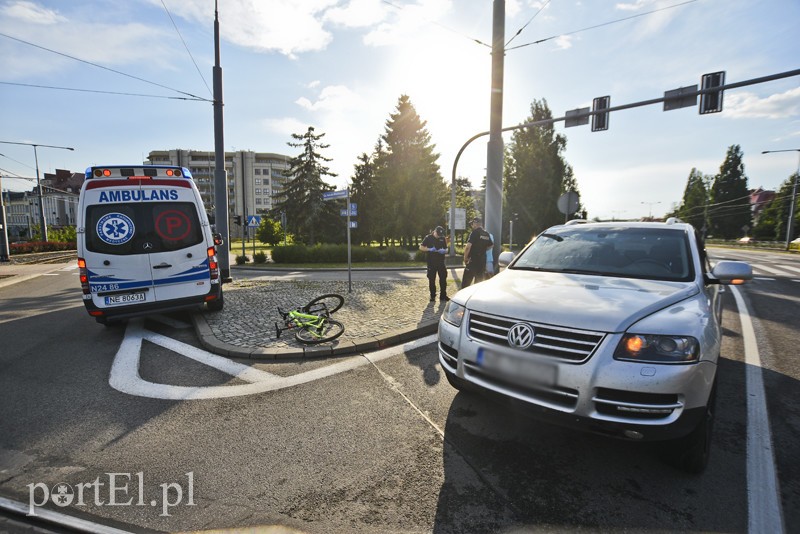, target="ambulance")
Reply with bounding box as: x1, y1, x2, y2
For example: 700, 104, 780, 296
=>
77, 165, 224, 325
